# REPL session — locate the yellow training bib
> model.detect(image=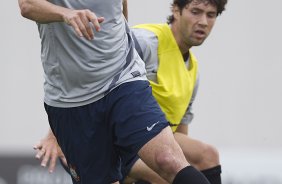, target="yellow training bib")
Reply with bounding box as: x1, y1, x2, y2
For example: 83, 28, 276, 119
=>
134, 24, 198, 132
